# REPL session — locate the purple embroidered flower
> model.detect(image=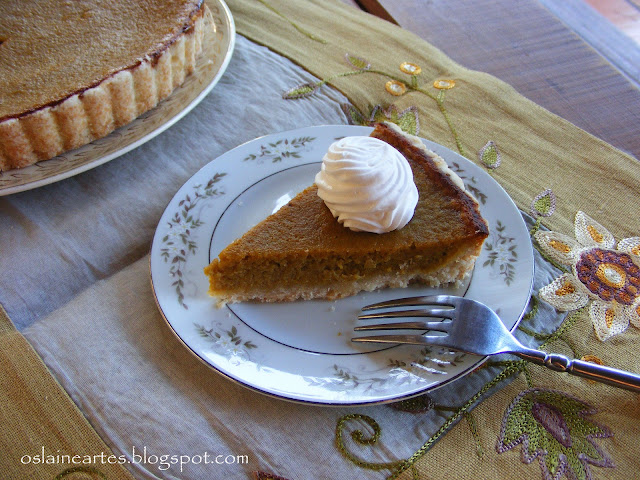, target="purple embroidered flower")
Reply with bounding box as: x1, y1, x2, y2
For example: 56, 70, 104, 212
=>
575, 248, 640, 305
536, 211, 640, 340
497, 388, 613, 480
531, 401, 572, 448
